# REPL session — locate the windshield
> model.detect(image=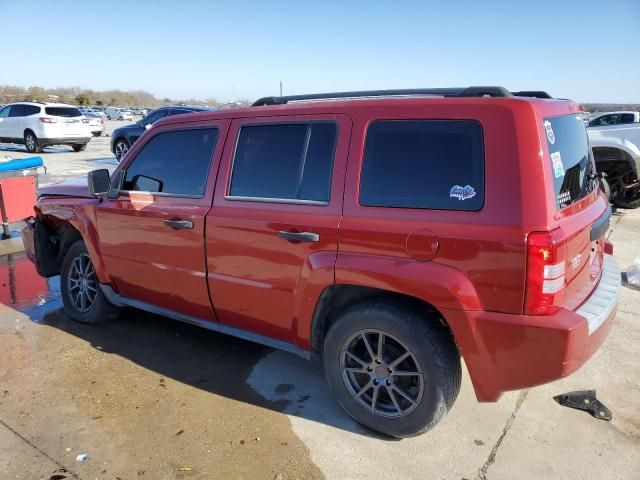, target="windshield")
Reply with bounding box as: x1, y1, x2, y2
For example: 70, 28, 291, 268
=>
45, 107, 82, 117
543, 114, 594, 209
